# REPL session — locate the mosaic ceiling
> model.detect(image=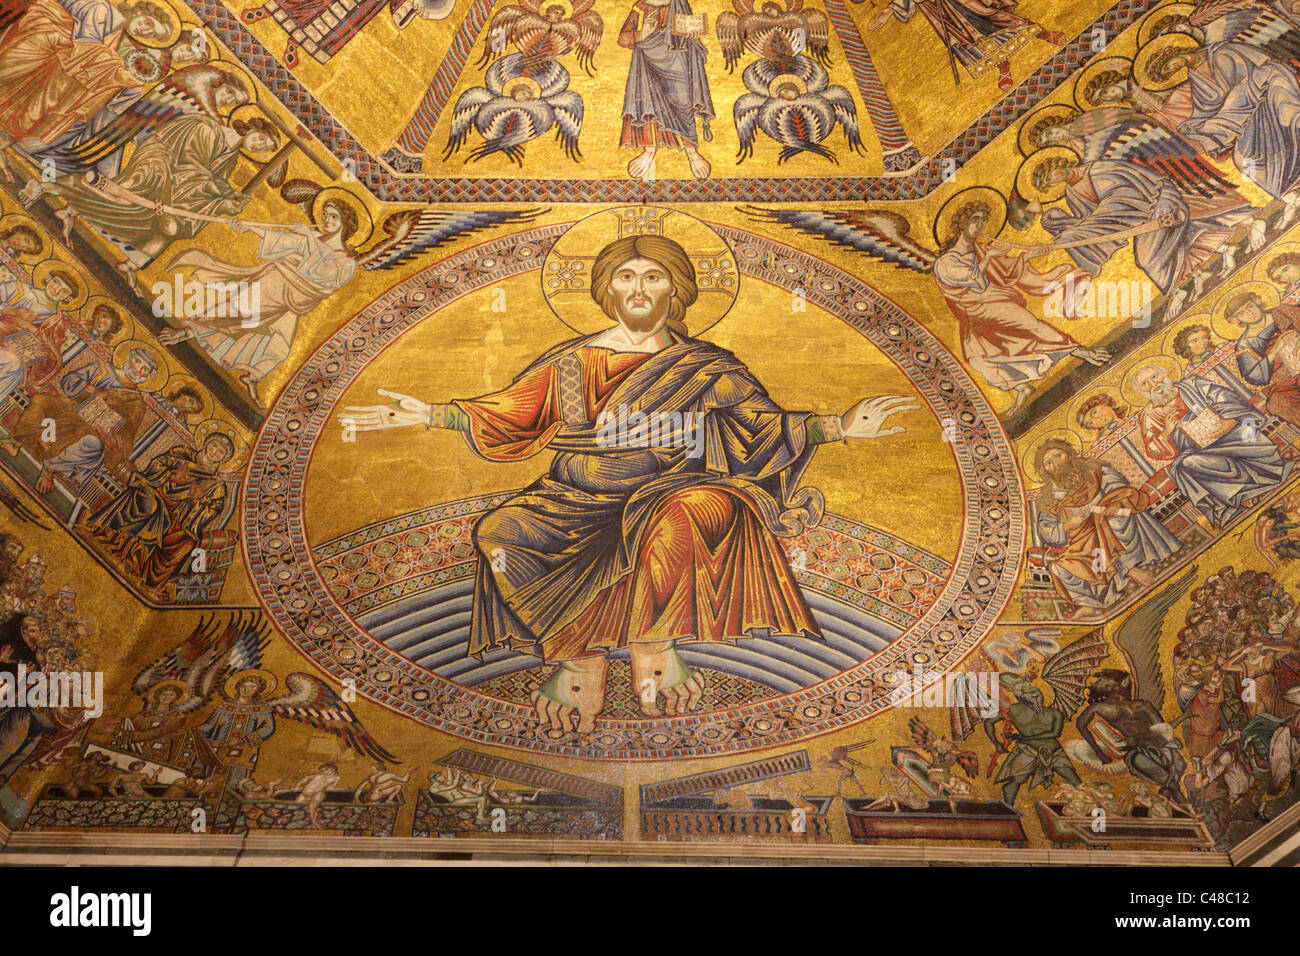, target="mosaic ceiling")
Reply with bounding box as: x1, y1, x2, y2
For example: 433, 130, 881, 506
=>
1, 0, 1298, 857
